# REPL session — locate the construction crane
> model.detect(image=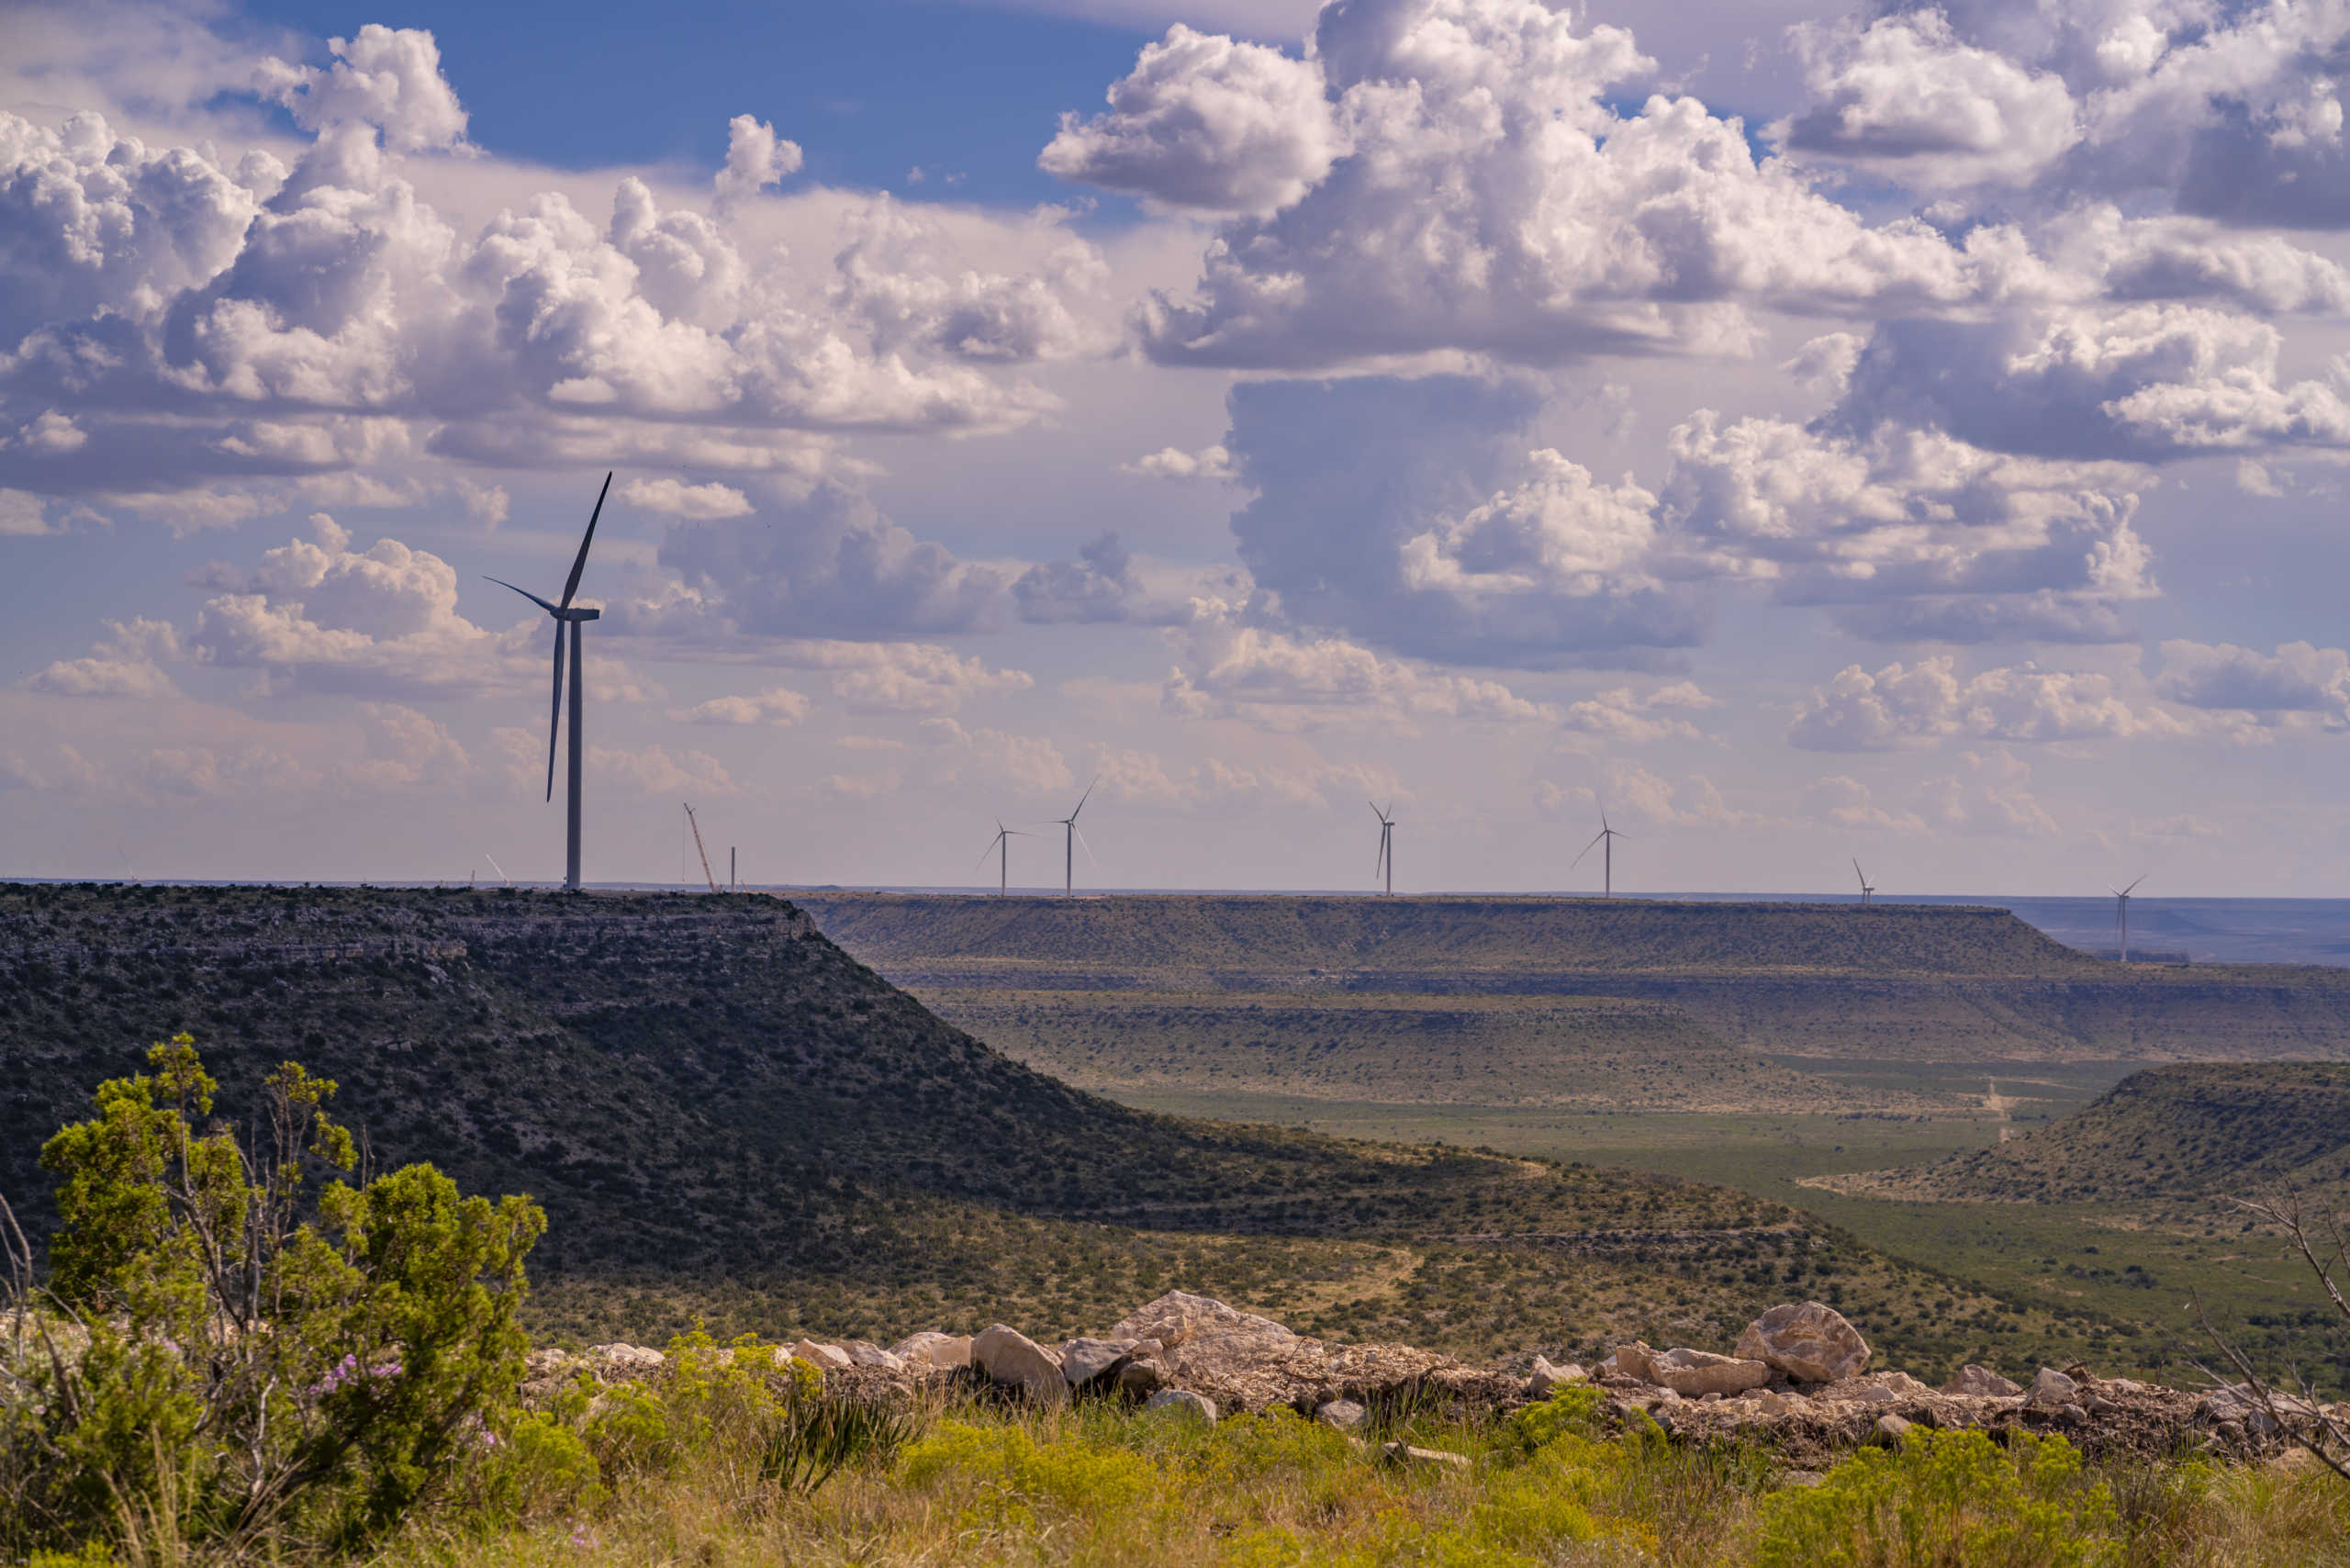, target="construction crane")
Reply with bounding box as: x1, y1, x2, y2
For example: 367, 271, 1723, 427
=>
683, 802, 720, 893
